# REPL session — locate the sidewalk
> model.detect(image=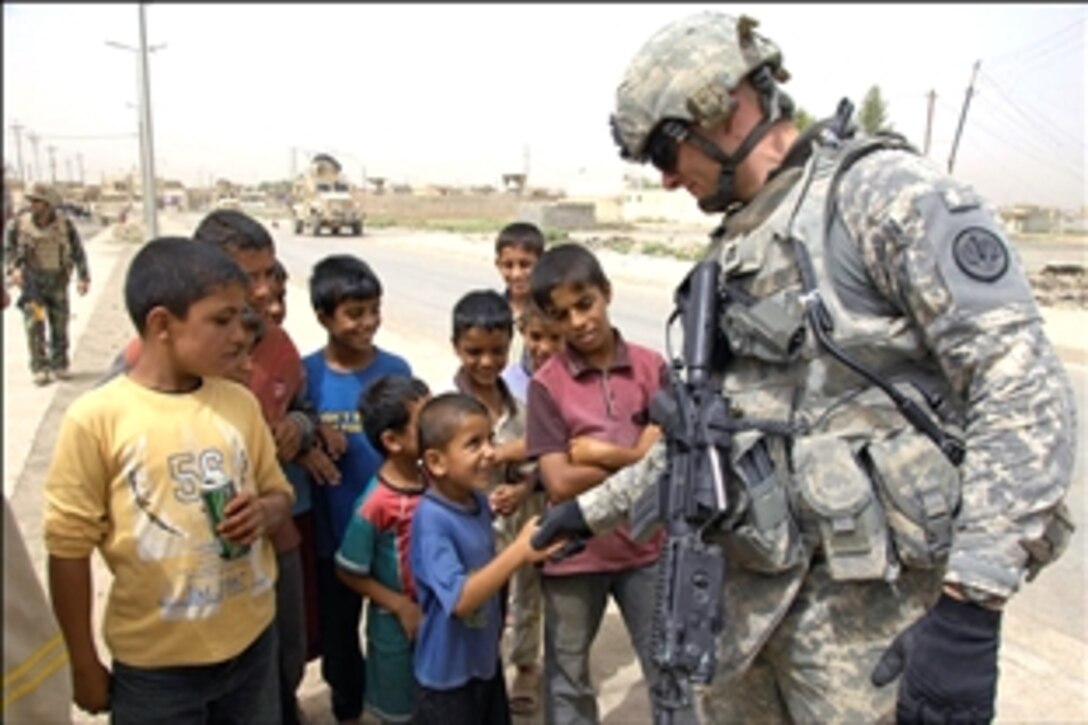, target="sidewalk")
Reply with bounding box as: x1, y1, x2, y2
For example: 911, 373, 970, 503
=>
3, 222, 1085, 724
